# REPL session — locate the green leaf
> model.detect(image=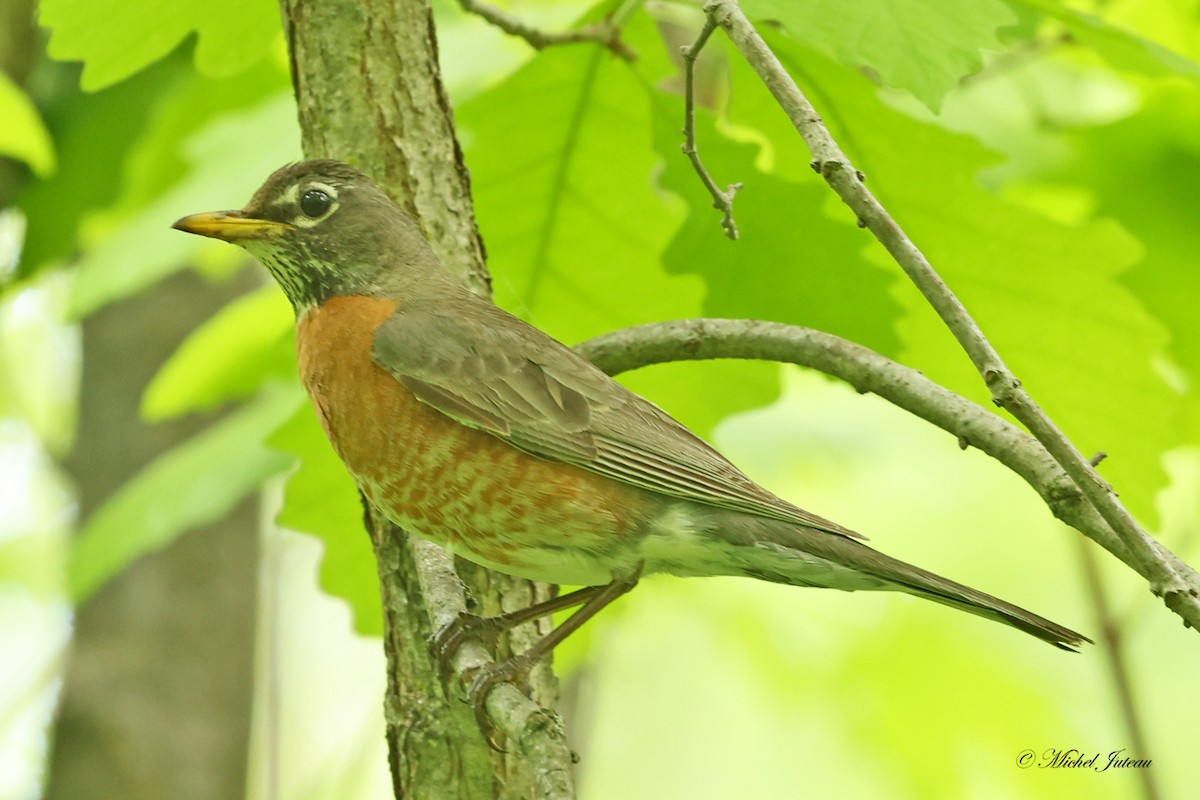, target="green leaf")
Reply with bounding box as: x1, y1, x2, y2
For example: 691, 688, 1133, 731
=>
616, 359, 784, 441
460, 11, 787, 435
0, 273, 77, 454
104, 52, 291, 223
143, 285, 294, 420
0, 71, 56, 176
742, 0, 1018, 112
67, 91, 301, 317
1009, 0, 1200, 81
14, 52, 287, 281
653, 94, 903, 359
14, 56, 185, 277
268, 404, 382, 636
1050, 83, 1200, 440
458, 16, 693, 346
41, 0, 281, 90
69, 386, 301, 602
731, 32, 1179, 524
